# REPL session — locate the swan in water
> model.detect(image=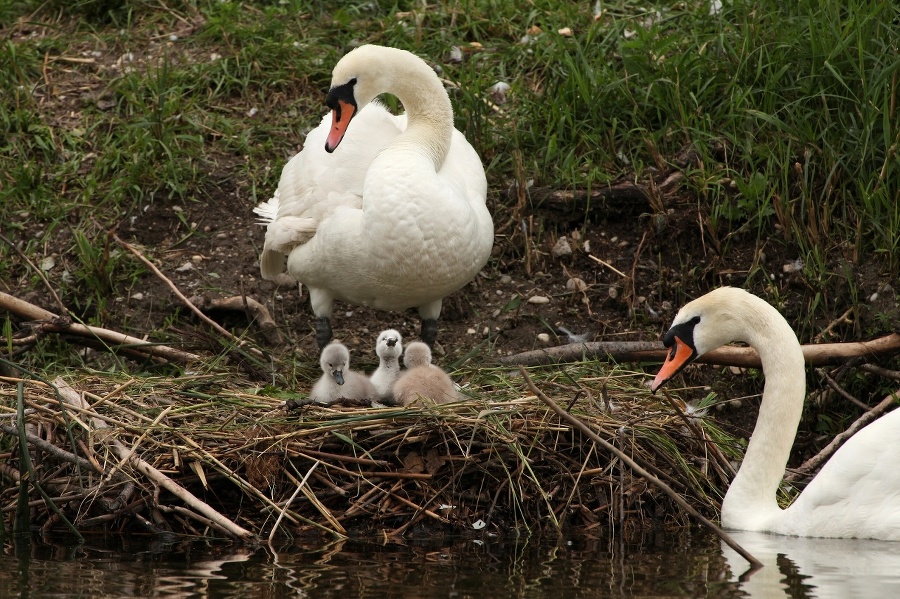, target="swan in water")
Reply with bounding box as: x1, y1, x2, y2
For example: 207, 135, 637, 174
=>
393, 341, 458, 406
254, 44, 494, 348
651, 286, 900, 540
310, 342, 374, 404
370, 329, 402, 404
